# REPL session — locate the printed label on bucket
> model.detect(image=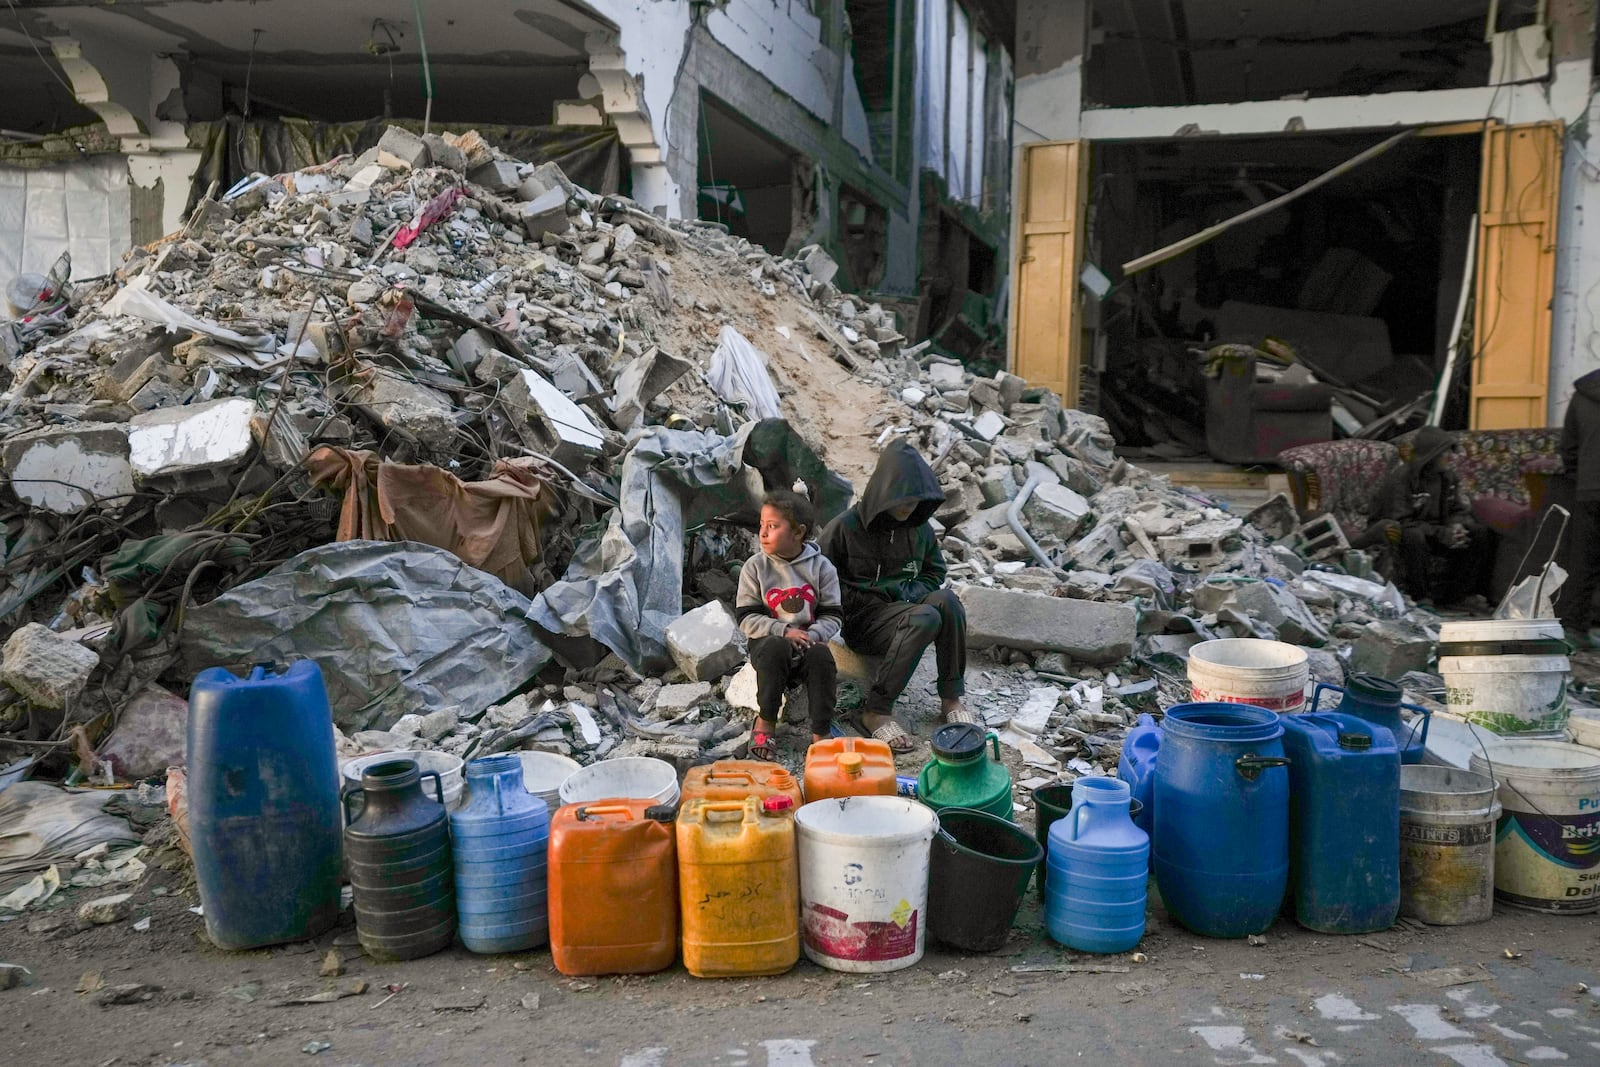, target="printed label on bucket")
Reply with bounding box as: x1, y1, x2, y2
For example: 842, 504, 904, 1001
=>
803, 901, 918, 962
1190, 687, 1303, 712
1401, 821, 1495, 848
1496, 810, 1600, 869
